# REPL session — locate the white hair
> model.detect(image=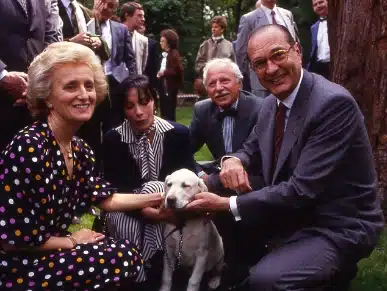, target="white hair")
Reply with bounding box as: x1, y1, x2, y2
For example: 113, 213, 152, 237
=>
202, 58, 243, 88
